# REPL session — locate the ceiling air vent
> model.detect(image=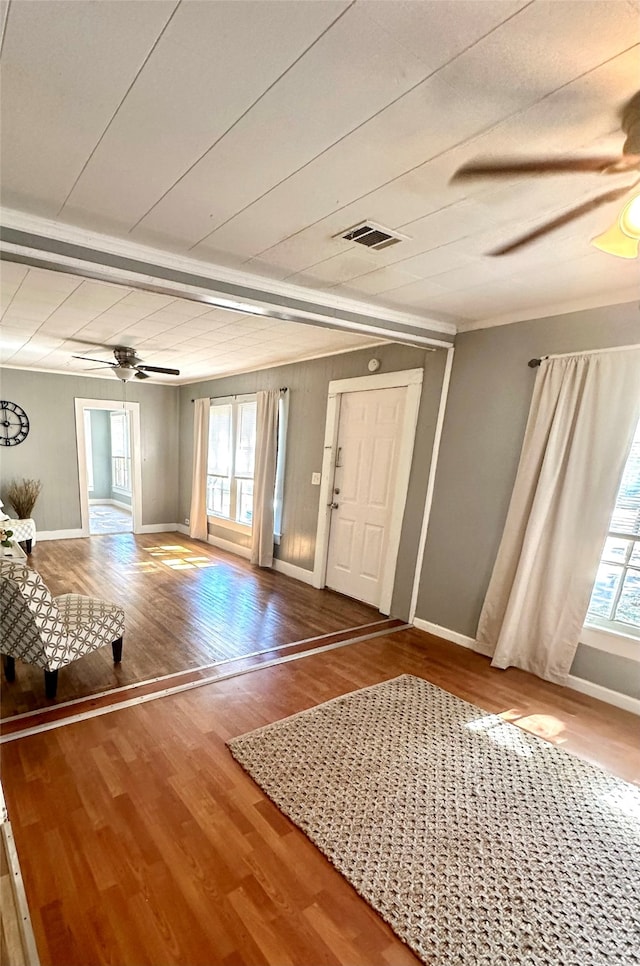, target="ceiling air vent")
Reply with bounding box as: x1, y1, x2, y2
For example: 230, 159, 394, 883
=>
337, 221, 409, 251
